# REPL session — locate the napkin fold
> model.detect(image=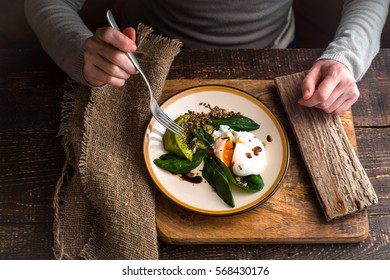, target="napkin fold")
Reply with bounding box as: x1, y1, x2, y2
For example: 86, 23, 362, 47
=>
54, 24, 182, 259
